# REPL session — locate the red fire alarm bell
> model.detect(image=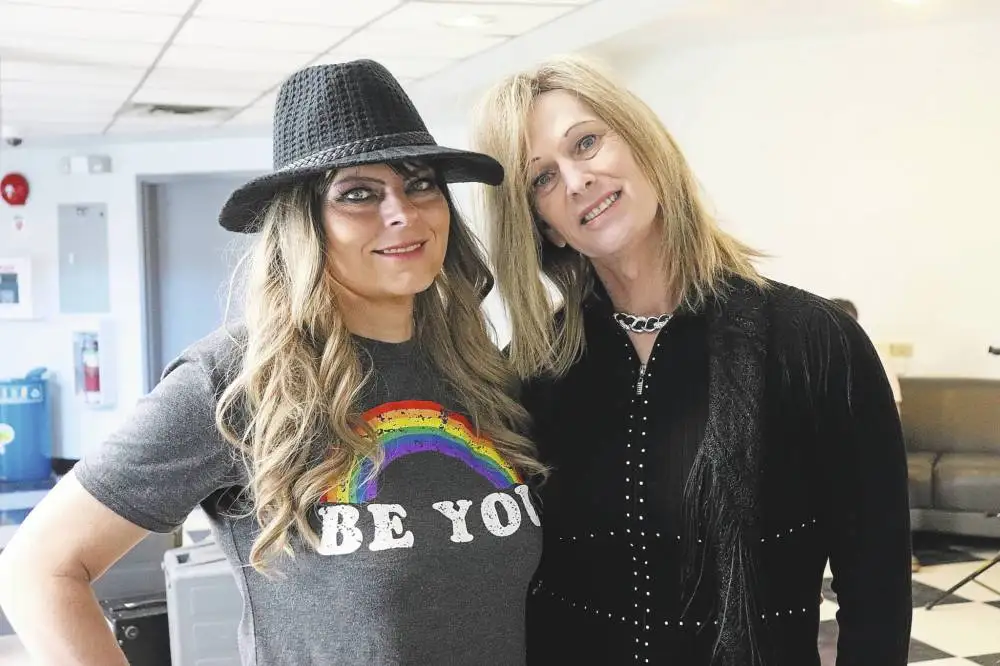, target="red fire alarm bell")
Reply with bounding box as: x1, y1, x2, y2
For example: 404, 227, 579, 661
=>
1, 173, 29, 206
